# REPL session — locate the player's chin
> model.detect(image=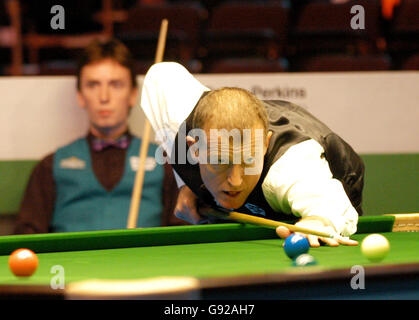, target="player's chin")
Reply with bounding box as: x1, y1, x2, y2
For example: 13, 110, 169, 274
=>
91, 121, 112, 131
216, 194, 246, 210
93, 121, 123, 133
95, 120, 118, 128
